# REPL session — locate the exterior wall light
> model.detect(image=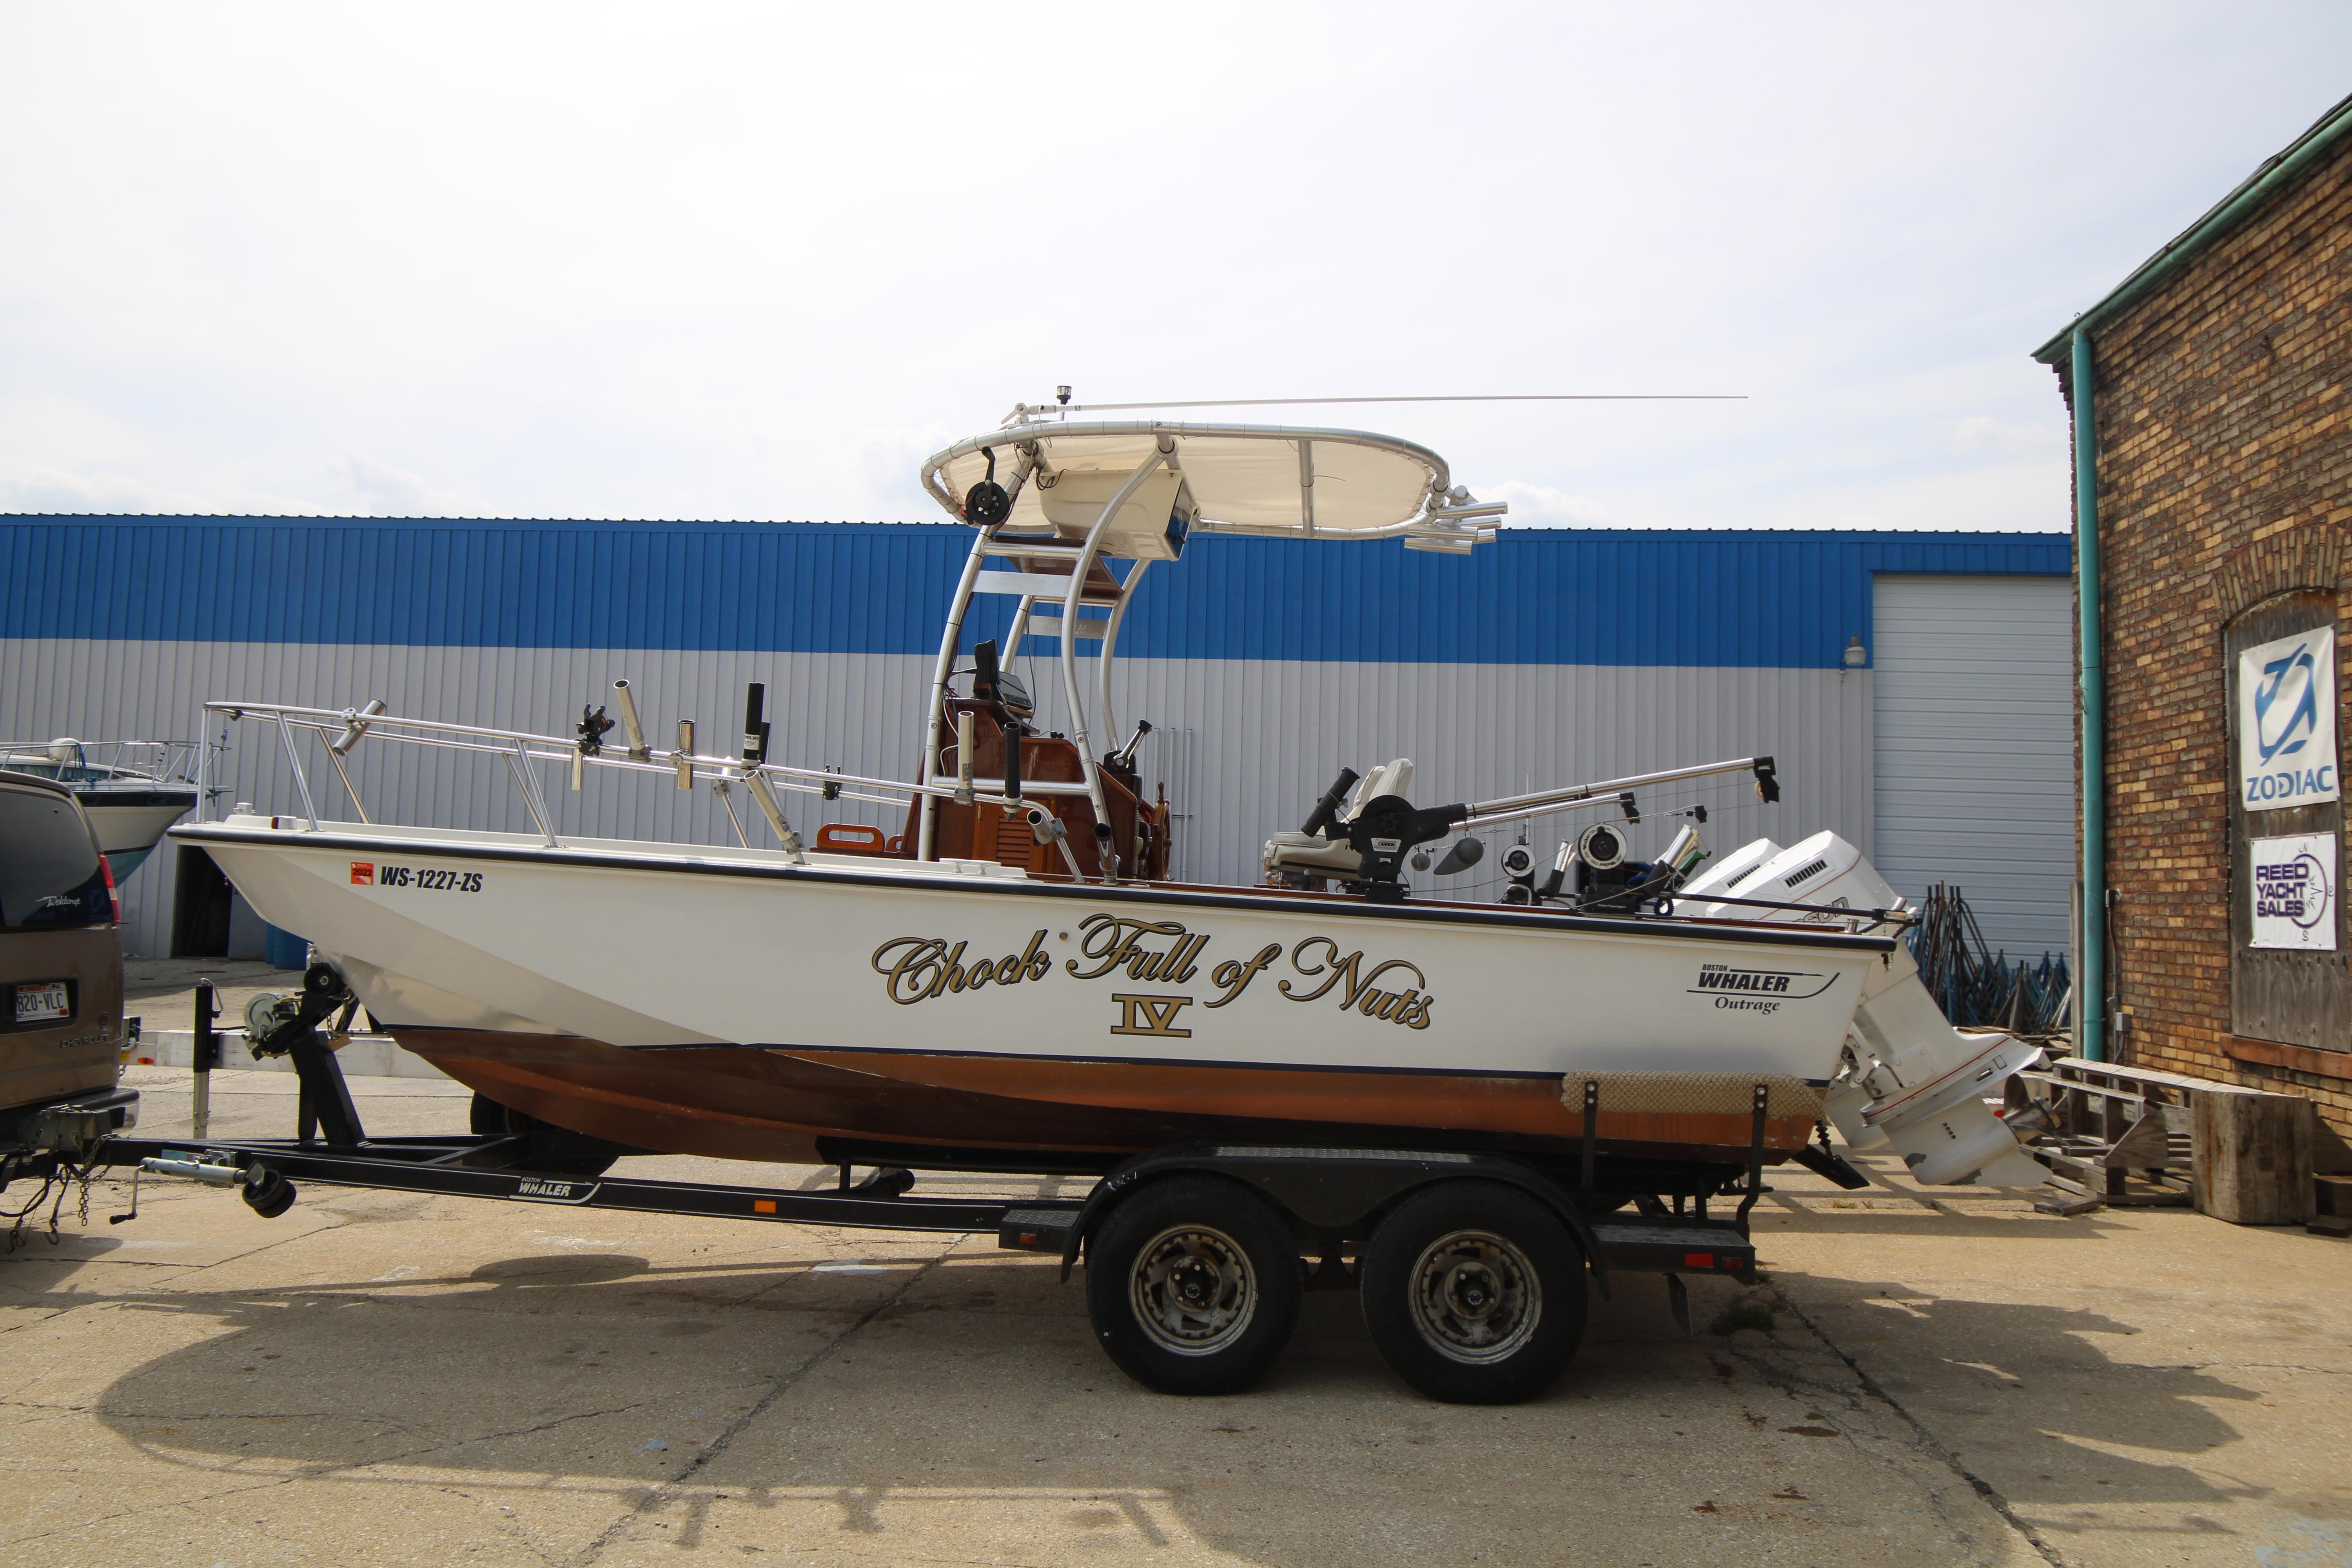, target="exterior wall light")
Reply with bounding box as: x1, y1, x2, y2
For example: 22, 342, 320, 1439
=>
1844, 635, 1867, 668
